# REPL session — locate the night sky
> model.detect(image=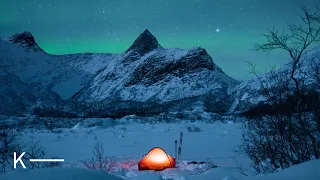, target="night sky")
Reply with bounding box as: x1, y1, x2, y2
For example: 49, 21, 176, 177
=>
0, 0, 318, 80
